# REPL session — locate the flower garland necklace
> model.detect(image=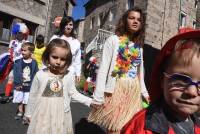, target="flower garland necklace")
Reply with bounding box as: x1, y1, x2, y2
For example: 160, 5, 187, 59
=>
111, 35, 140, 78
